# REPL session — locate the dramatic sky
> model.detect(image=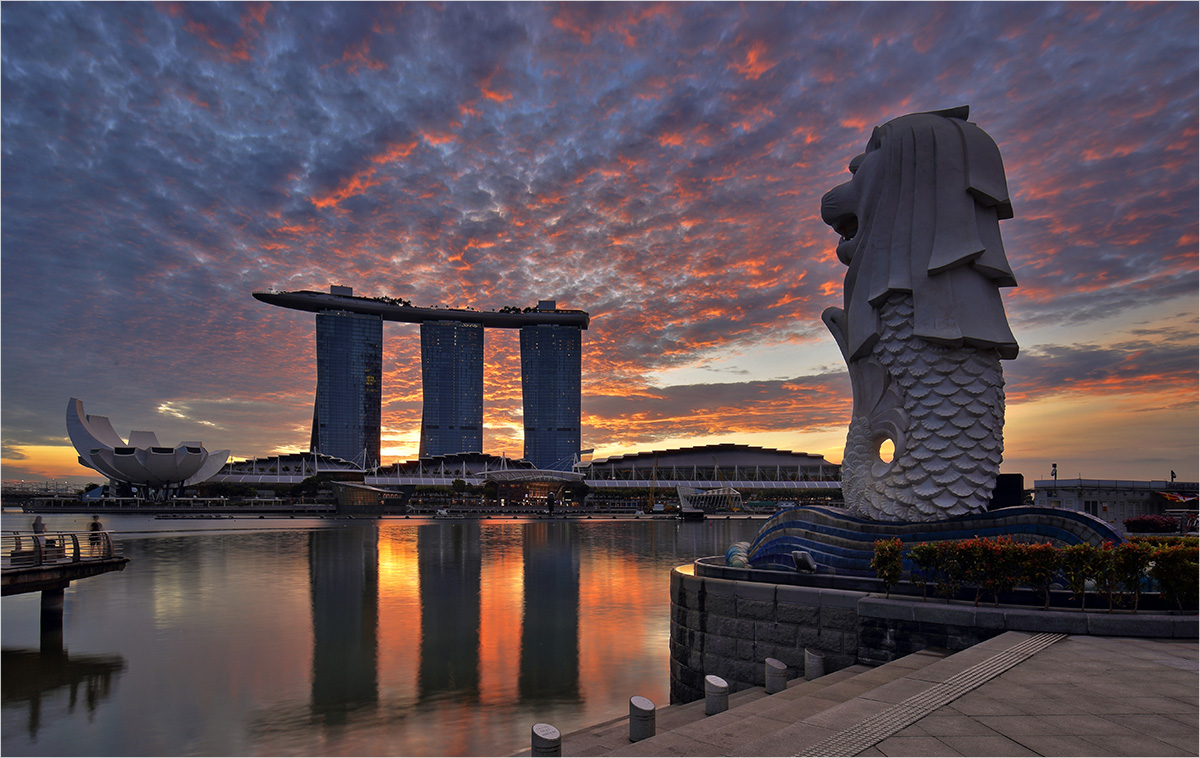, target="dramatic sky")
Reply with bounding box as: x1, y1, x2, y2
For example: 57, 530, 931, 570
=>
2, 2, 1197, 485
